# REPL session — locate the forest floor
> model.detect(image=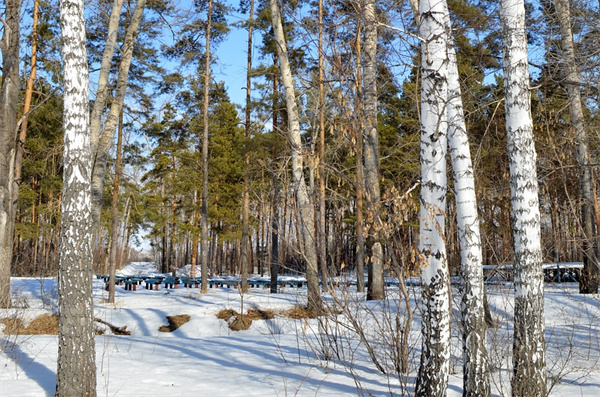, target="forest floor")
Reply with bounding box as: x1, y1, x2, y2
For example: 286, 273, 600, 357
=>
1, 262, 599, 396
